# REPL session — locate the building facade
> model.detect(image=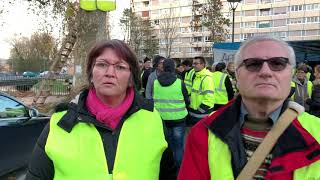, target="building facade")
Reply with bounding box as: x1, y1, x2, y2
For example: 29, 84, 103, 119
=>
132, 0, 320, 61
